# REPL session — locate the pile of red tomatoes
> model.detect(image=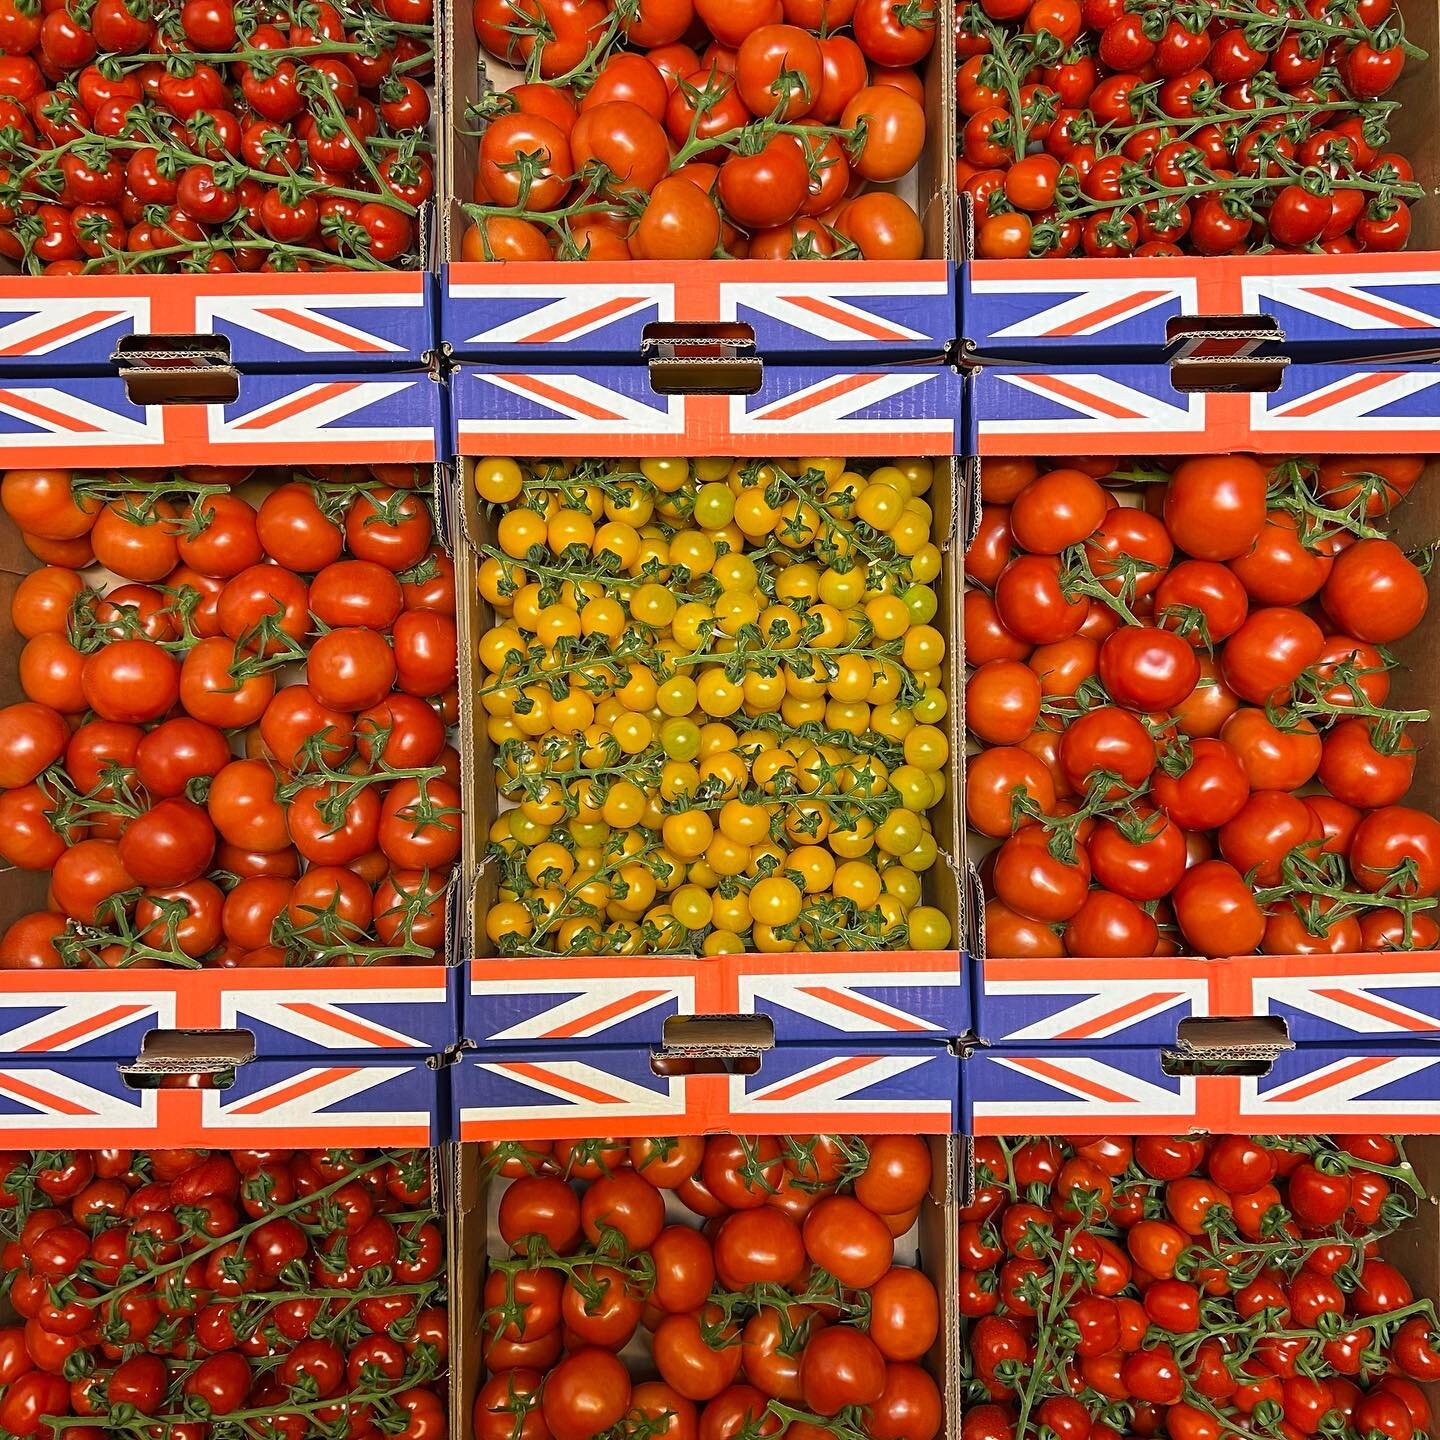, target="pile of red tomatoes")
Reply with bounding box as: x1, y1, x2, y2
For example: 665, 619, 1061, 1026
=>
963, 1133, 1440, 1440
465, 0, 938, 260
0, 1146, 446, 1440
956, 0, 1424, 257
0, 463, 458, 970
476, 1132, 944, 1439
0, 0, 433, 272
965, 452, 1439, 959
